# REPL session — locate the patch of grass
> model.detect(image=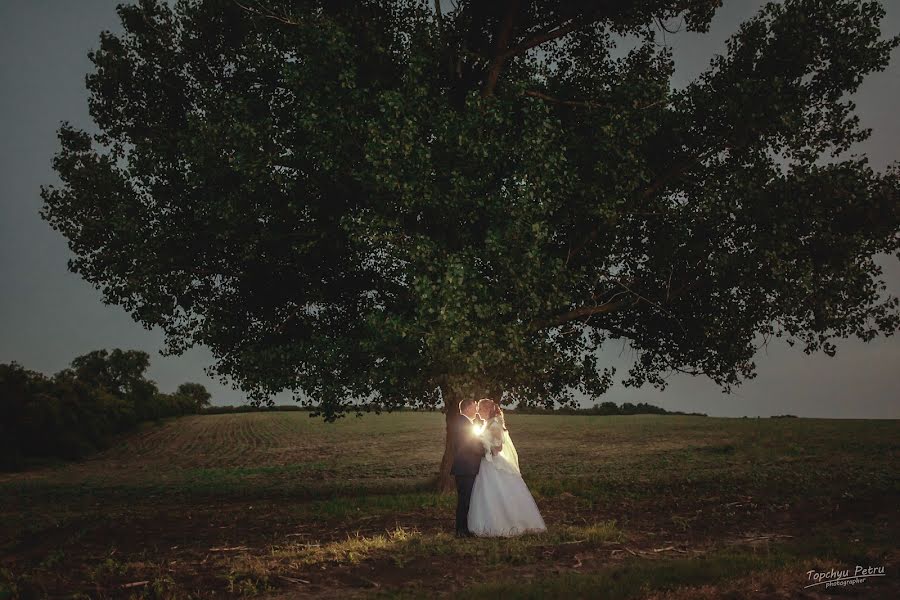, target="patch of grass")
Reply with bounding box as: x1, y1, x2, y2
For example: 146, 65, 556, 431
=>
465, 551, 789, 599
579, 520, 626, 544
697, 443, 736, 455
266, 520, 625, 569
0, 568, 44, 600
182, 461, 329, 482
37, 548, 66, 570
0, 472, 436, 507
224, 554, 276, 597
461, 533, 891, 599
145, 574, 178, 597
270, 525, 421, 566
86, 552, 130, 583
304, 491, 455, 519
